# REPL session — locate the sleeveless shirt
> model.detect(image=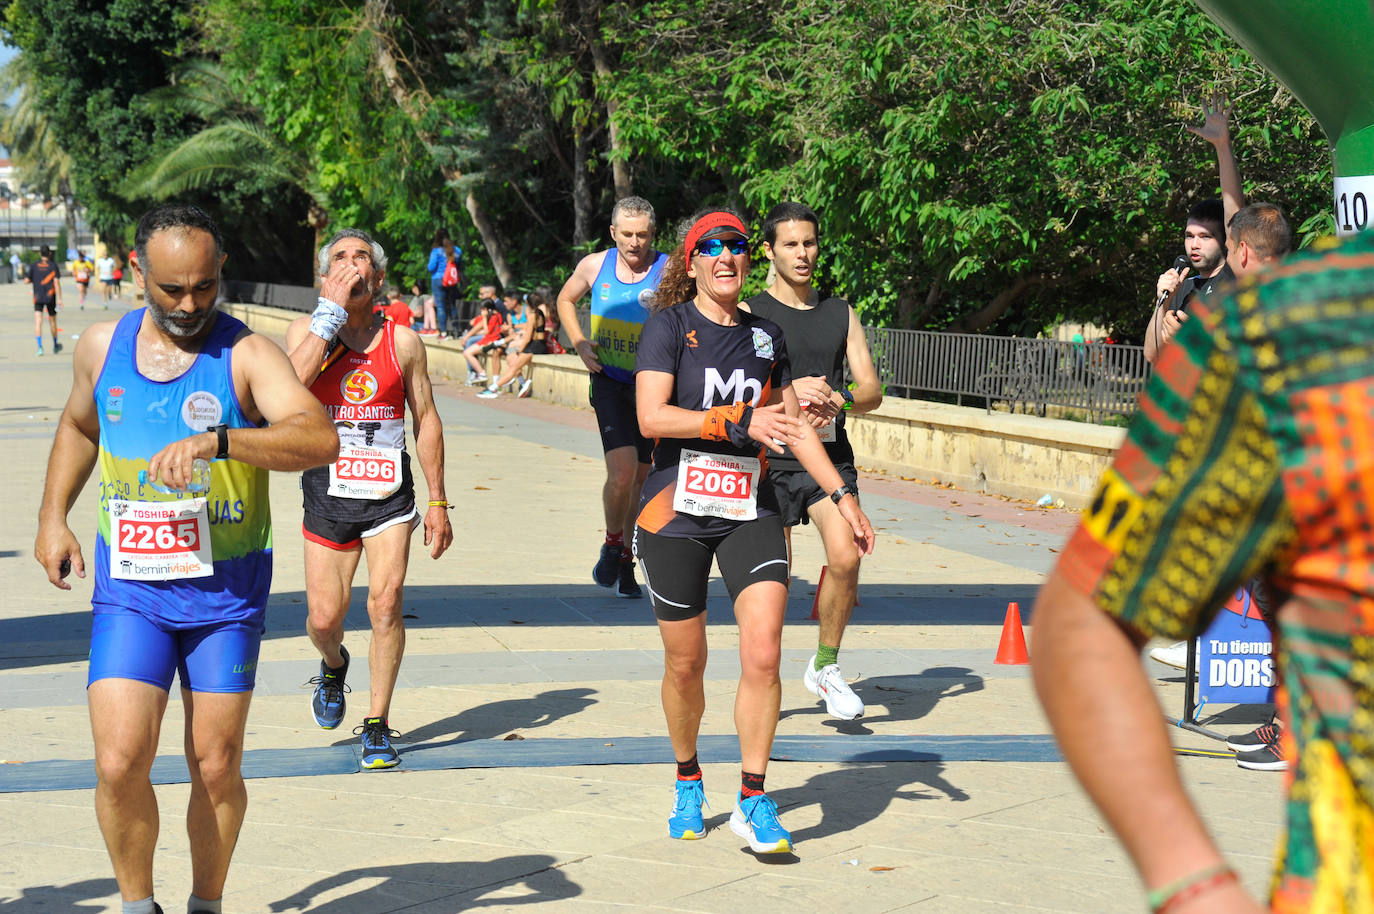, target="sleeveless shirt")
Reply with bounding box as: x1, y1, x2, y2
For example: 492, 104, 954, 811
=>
93, 309, 272, 626
590, 249, 668, 383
